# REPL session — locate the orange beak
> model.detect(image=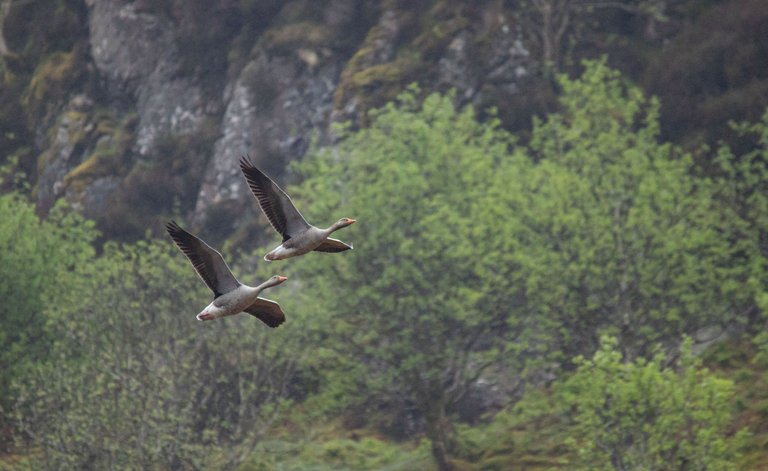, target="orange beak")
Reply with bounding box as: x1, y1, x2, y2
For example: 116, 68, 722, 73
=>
347, 218, 357, 224
277, 276, 288, 282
